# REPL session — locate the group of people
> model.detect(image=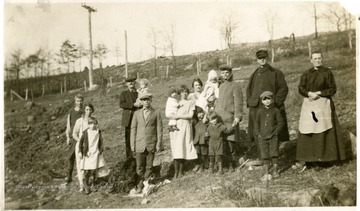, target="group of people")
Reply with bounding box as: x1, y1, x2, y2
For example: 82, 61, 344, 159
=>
65, 49, 349, 195
65, 94, 109, 194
